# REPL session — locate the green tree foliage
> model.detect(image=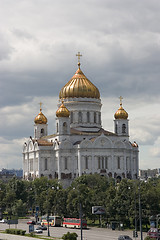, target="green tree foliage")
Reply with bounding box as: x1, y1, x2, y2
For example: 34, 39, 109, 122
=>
1, 174, 160, 230
62, 232, 78, 240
